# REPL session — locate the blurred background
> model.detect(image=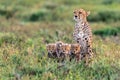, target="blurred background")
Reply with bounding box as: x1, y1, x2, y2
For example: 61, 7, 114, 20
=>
0, 0, 120, 42
0, 0, 120, 80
